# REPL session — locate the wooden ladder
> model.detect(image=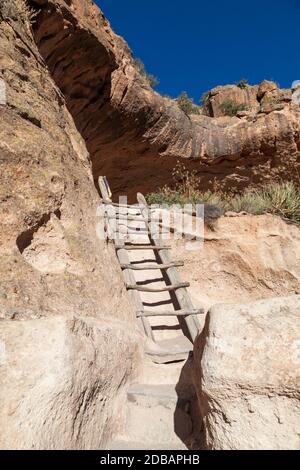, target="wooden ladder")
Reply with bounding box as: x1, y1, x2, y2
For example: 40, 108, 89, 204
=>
98, 176, 204, 363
